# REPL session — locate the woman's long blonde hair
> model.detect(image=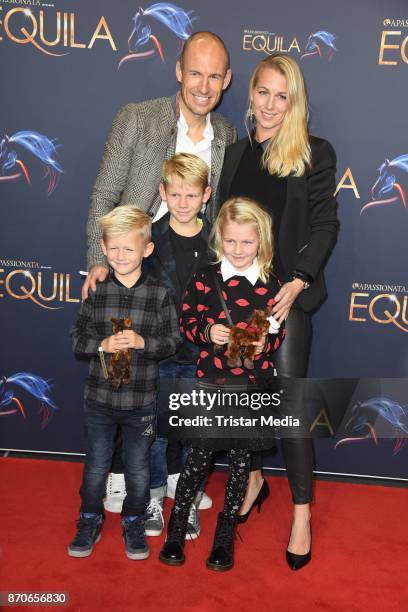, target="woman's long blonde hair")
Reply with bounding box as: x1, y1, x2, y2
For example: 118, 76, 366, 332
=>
247, 54, 311, 177
210, 197, 273, 283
